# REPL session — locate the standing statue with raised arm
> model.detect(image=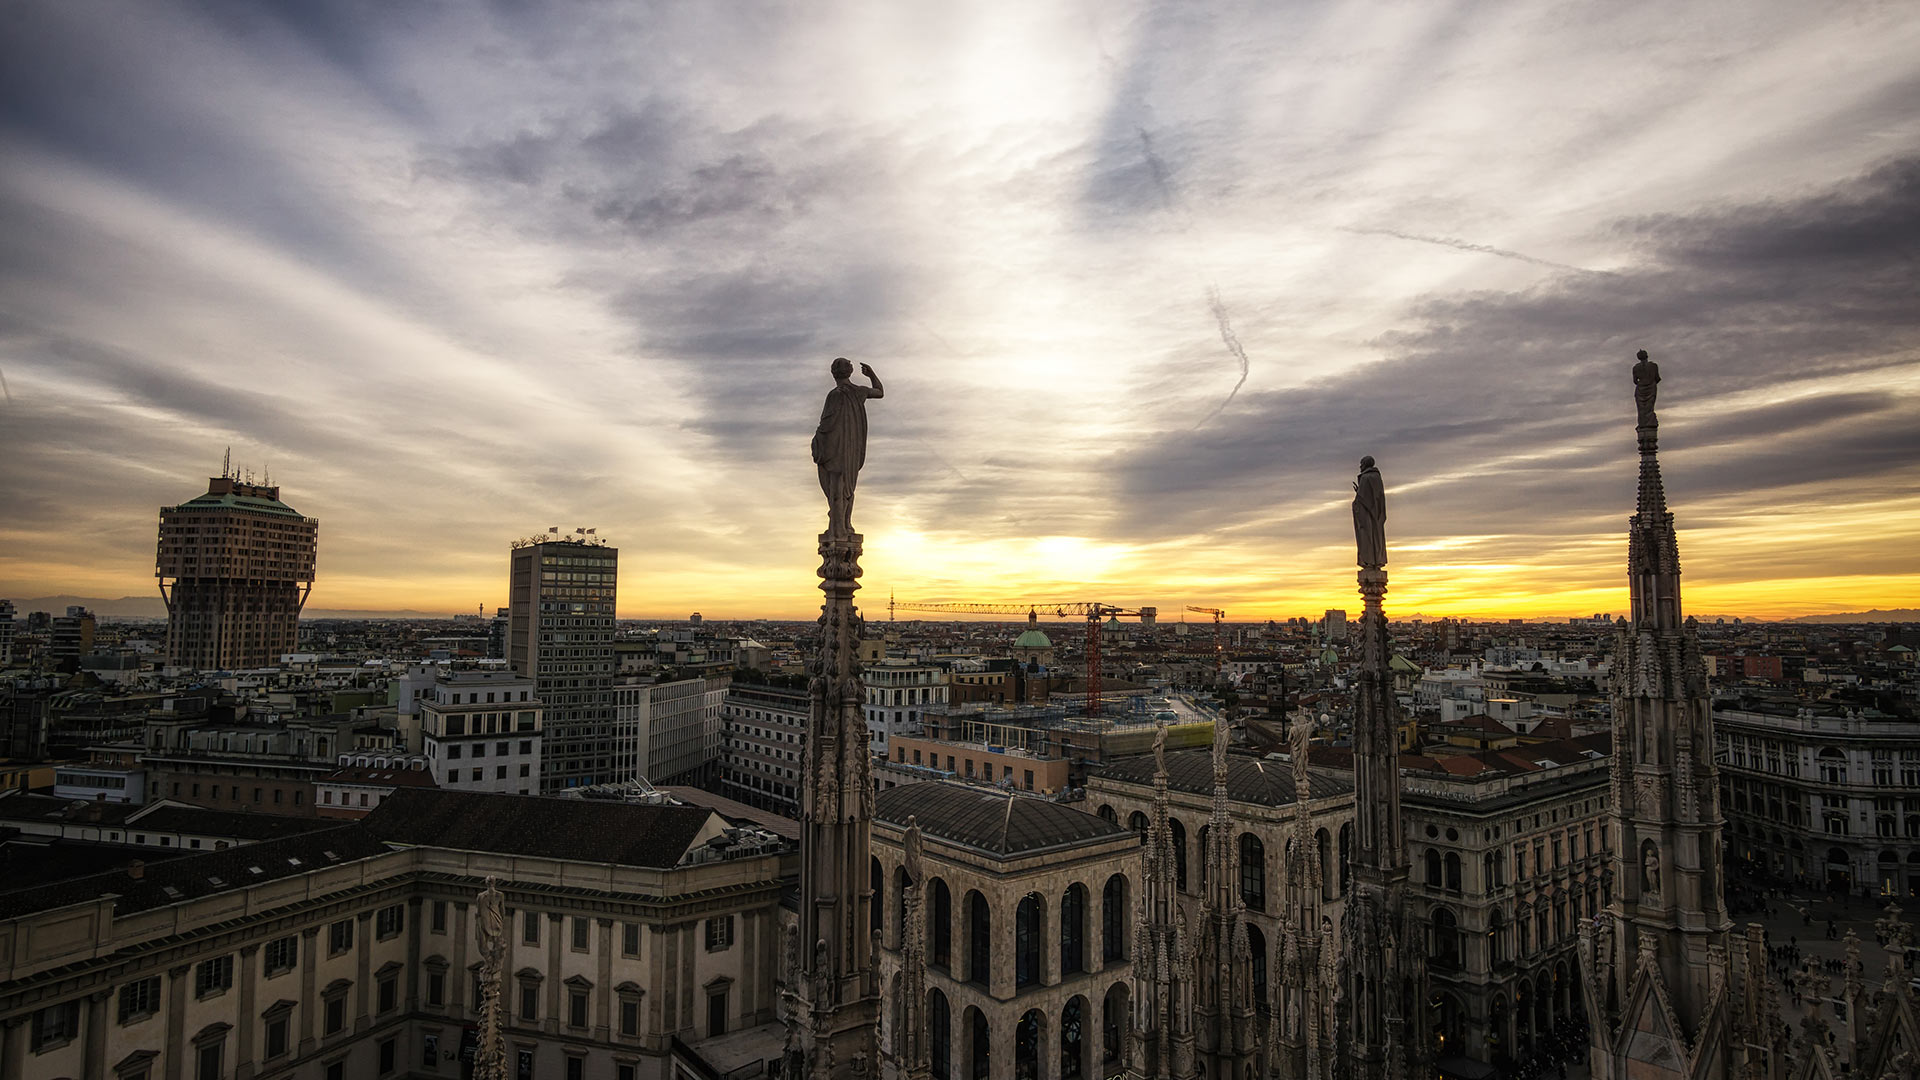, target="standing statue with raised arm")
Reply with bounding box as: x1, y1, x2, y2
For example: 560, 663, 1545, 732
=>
1352, 455, 1387, 568
812, 357, 885, 537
